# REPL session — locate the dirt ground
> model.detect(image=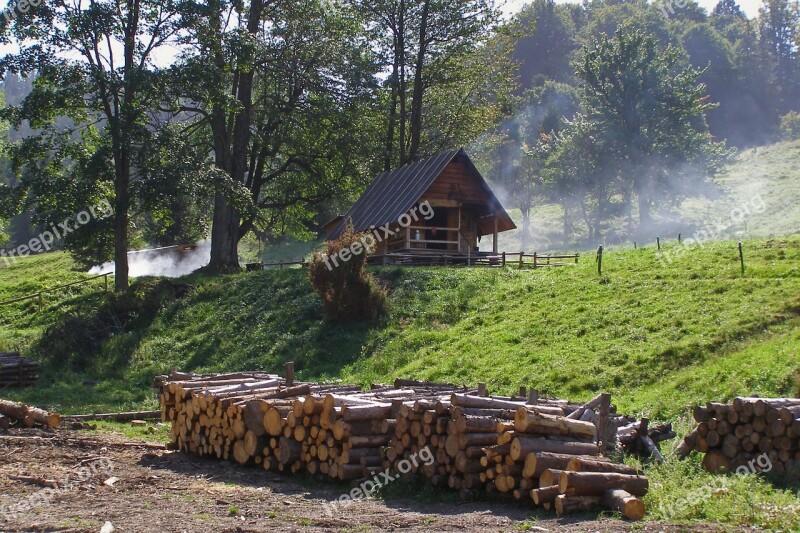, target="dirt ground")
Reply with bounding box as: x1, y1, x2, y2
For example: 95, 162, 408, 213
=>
0, 428, 733, 533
